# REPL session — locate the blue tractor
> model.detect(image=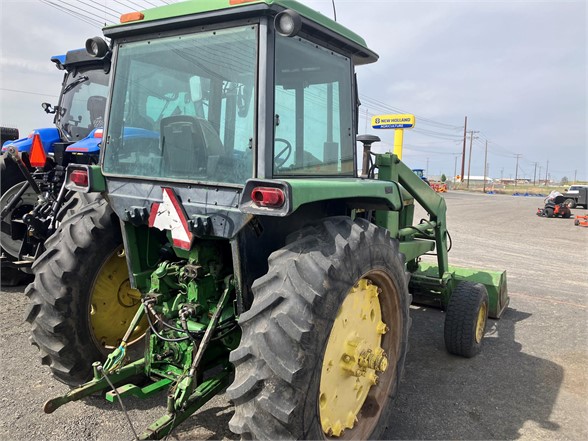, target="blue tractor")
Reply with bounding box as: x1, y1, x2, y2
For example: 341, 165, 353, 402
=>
0, 47, 110, 284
